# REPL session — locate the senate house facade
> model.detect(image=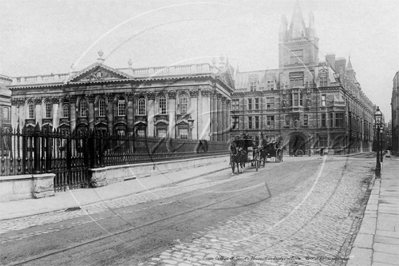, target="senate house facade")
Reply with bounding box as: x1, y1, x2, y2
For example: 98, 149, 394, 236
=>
8, 55, 234, 142
230, 2, 375, 155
